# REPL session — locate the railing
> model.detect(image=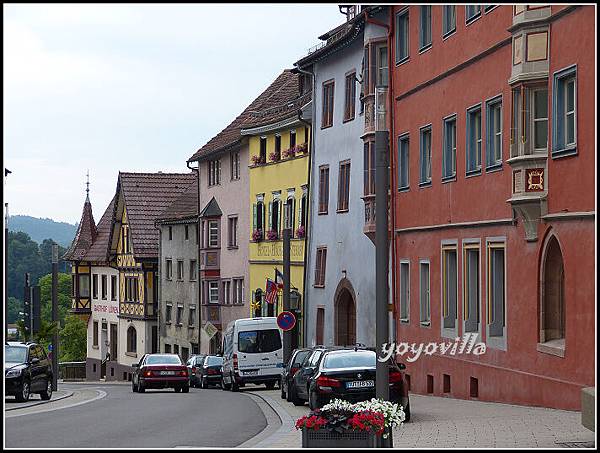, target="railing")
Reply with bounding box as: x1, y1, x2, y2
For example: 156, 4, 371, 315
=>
364, 196, 376, 228
59, 361, 86, 381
